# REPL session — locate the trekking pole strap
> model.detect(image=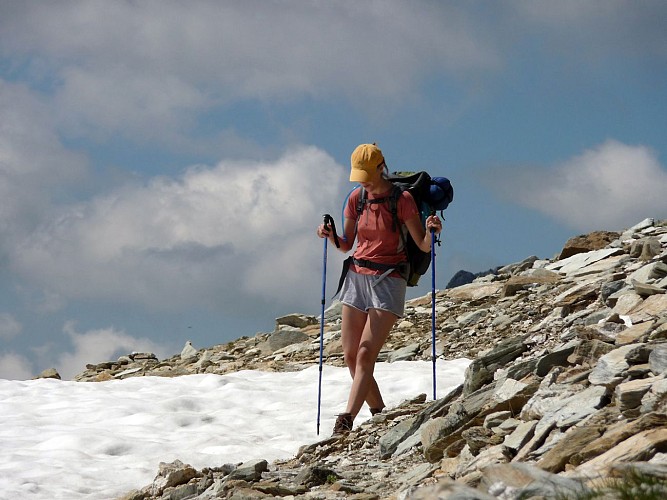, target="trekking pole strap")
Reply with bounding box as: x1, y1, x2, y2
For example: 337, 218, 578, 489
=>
323, 214, 340, 248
